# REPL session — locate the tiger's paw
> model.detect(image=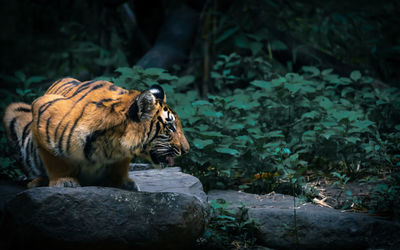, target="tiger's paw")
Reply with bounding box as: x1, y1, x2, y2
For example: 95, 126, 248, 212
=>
120, 179, 139, 191
49, 177, 81, 188
27, 176, 49, 188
